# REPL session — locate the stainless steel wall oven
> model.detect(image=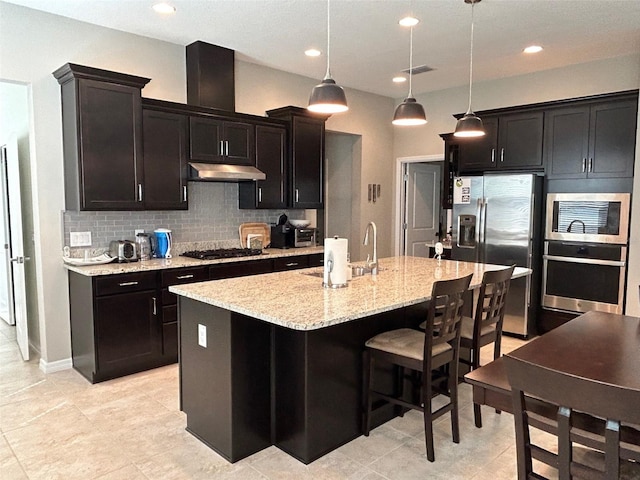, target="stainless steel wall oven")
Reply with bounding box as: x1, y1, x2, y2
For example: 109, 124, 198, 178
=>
542, 193, 630, 315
